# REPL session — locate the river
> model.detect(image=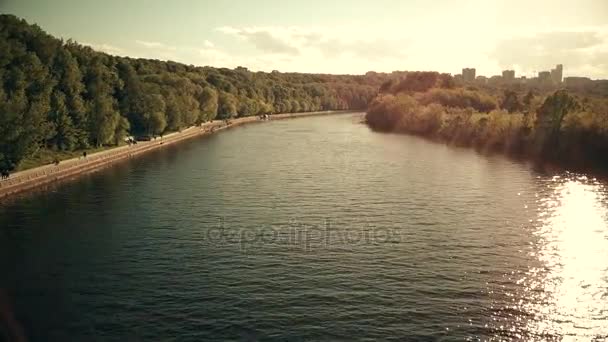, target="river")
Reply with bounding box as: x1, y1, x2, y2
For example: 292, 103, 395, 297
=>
1, 112, 607, 341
